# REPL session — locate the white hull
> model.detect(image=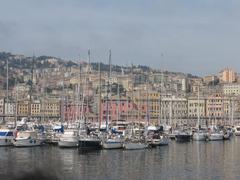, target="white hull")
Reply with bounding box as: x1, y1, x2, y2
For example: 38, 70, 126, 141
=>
193, 133, 207, 141
235, 132, 240, 136
102, 142, 123, 149
208, 133, 223, 141
0, 138, 14, 146
58, 140, 78, 147
159, 137, 170, 145
124, 143, 148, 150
13, 139, 42, 147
